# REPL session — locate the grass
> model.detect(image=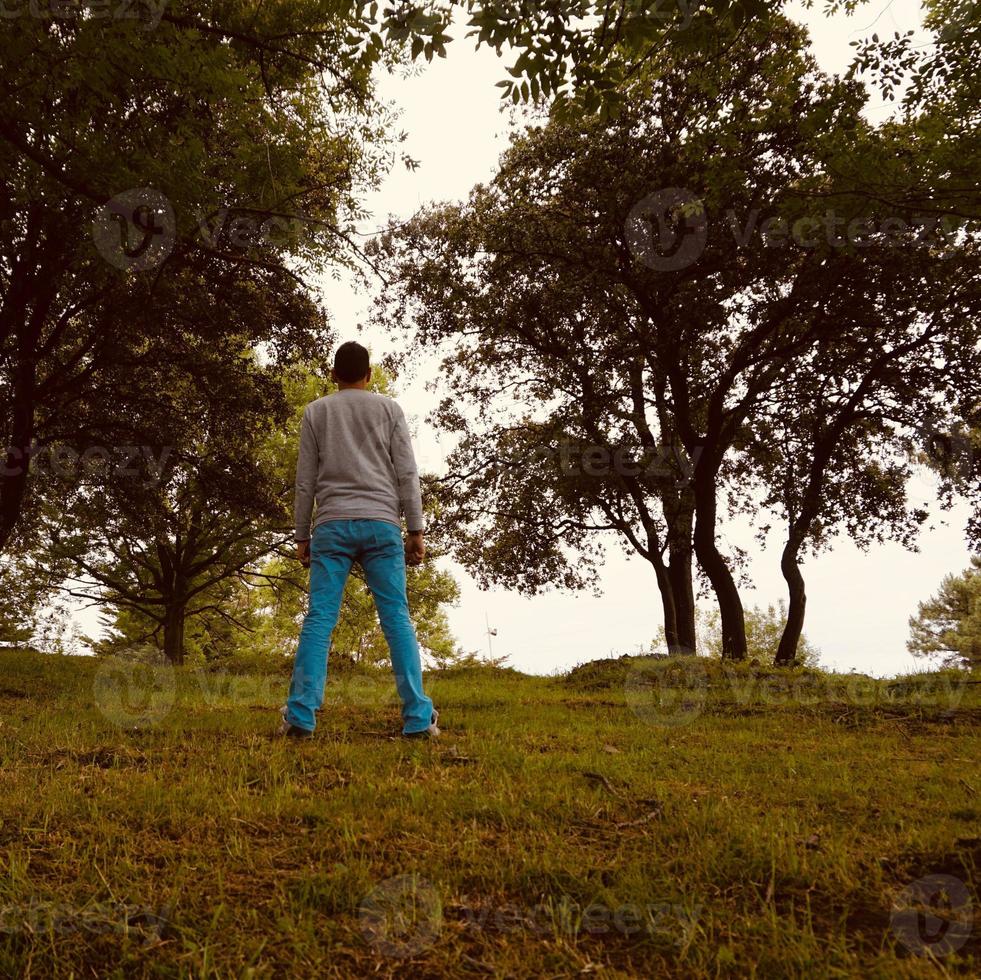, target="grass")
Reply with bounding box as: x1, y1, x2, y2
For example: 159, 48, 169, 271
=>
0, 649, 978, 978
